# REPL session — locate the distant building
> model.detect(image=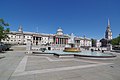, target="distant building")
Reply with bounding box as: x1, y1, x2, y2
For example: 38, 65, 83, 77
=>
100, 19, 112, 47
1, 26, 92, 50
105, 18, 112, 40
96, 40, 101, 47
74, 36, 92, 48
